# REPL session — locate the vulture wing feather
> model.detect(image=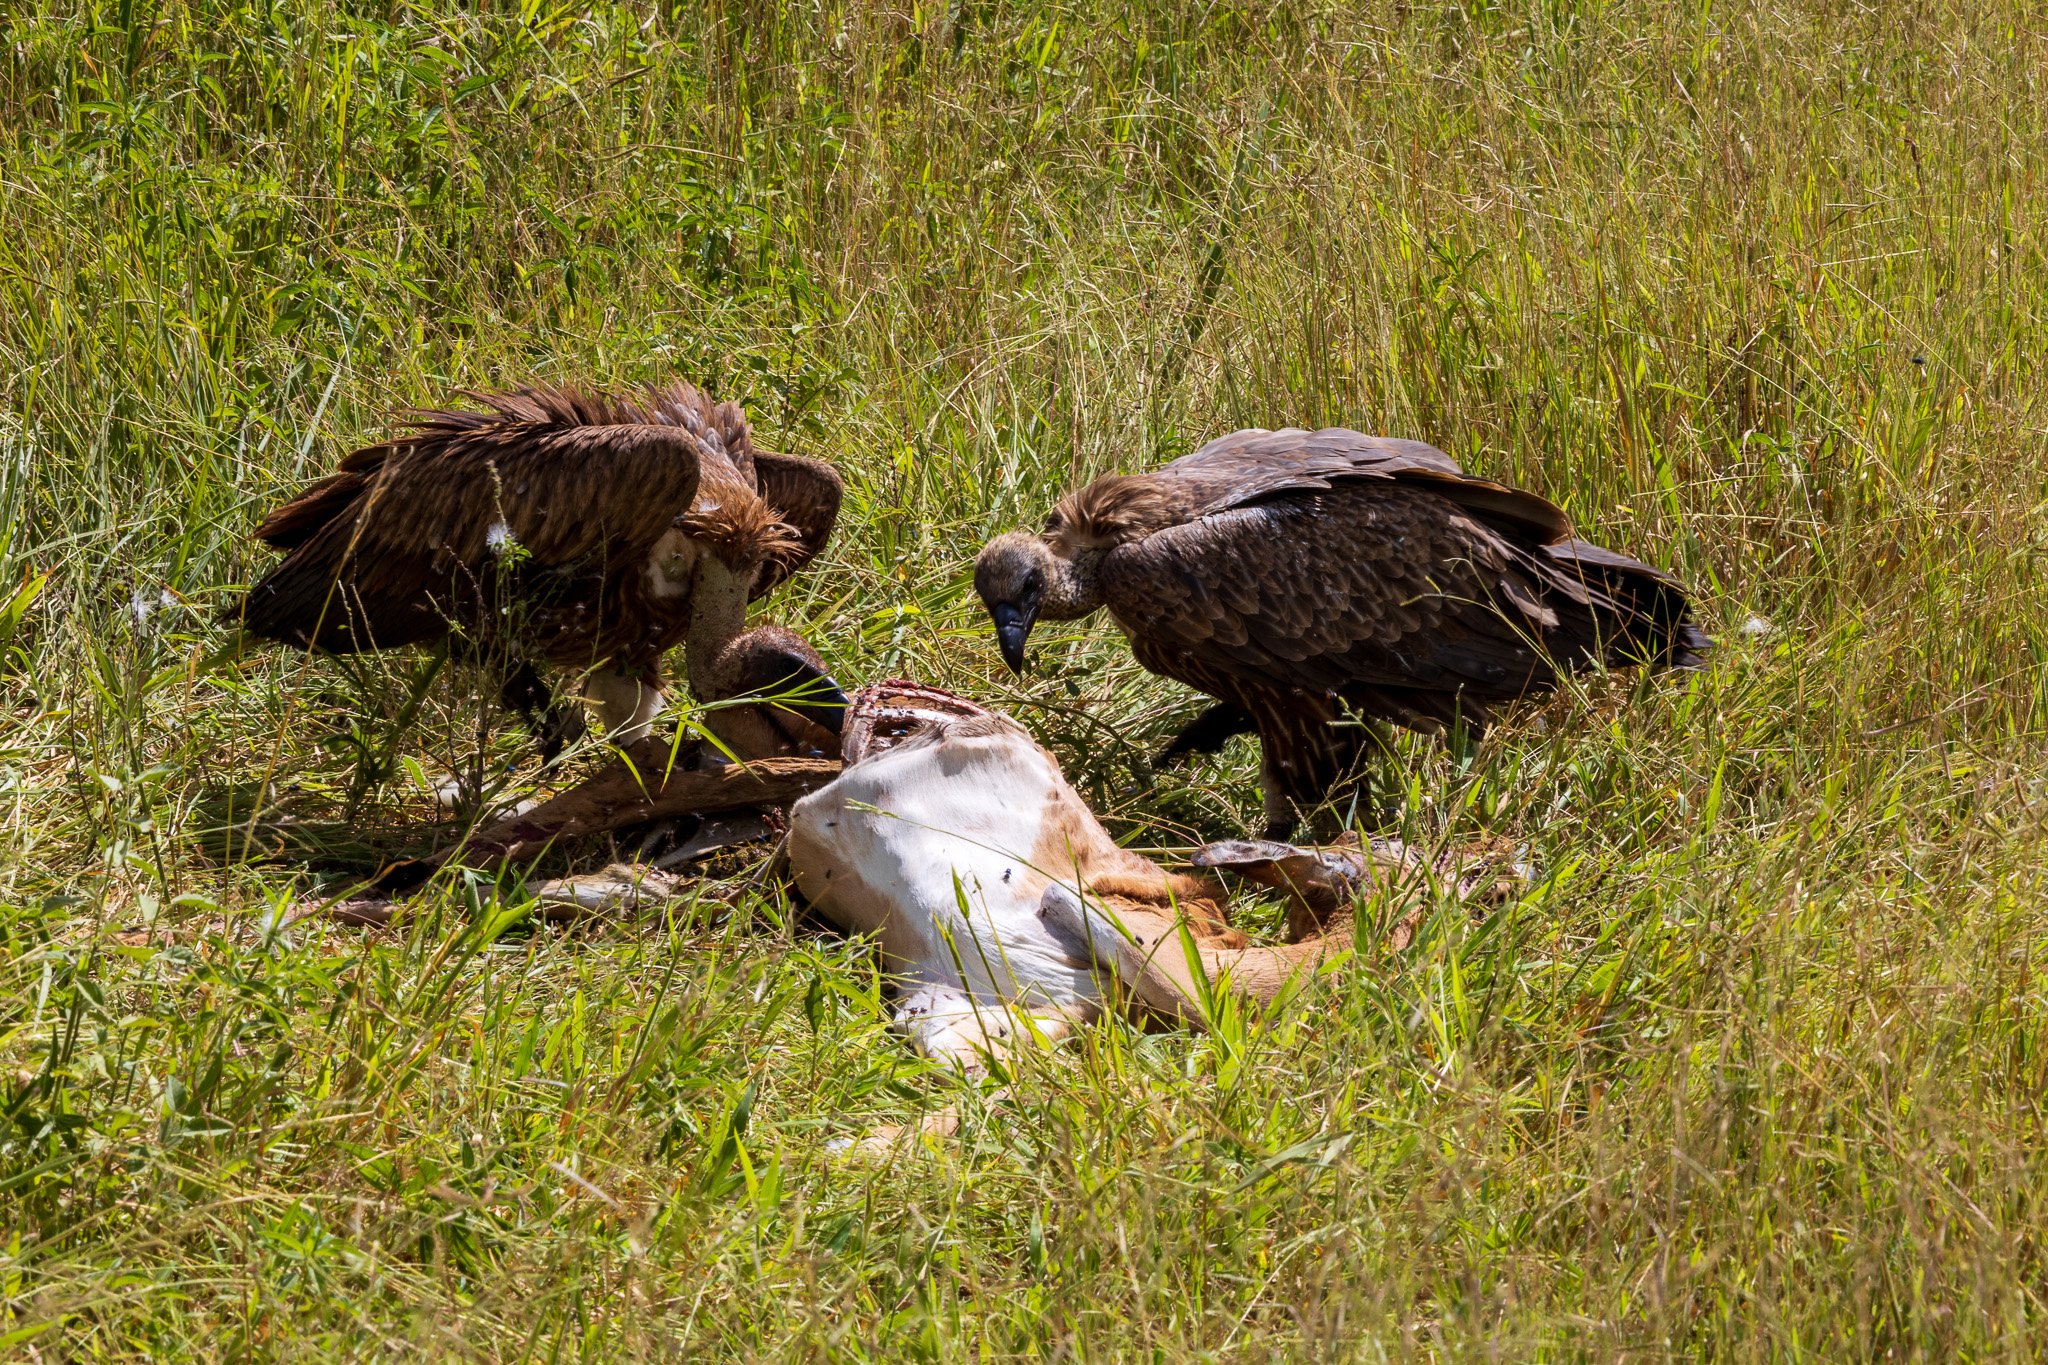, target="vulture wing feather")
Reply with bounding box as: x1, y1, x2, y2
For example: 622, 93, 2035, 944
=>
1152, 427, 1573, 543
748, 450, 844, 597
1100, 492, 1551, 700
1099, 480, 1695, 721
238, 386, 710, 653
